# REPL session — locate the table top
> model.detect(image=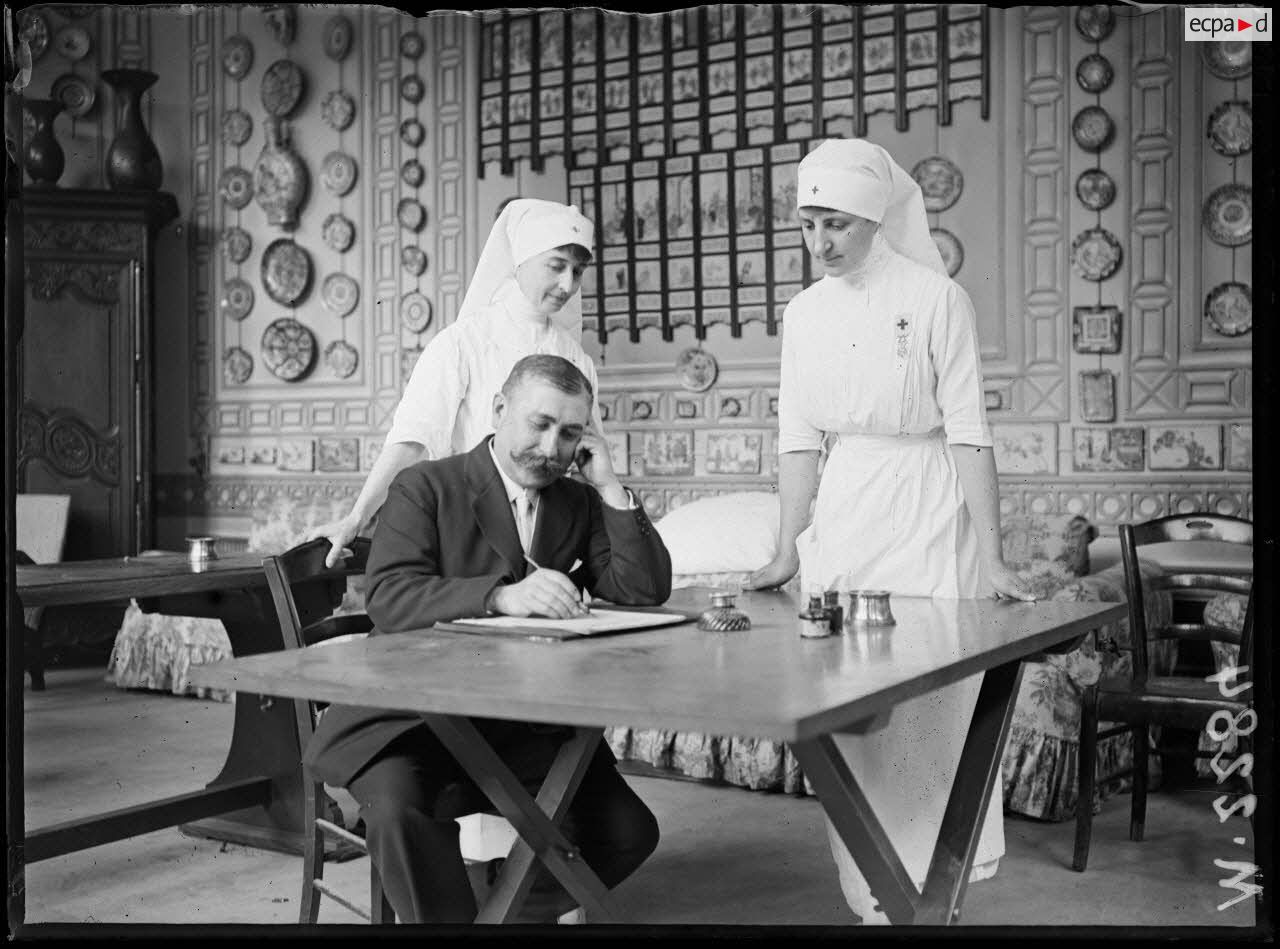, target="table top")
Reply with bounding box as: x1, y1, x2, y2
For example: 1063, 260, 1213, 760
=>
187, 587, 1125, 742
14, 551, 271, 607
